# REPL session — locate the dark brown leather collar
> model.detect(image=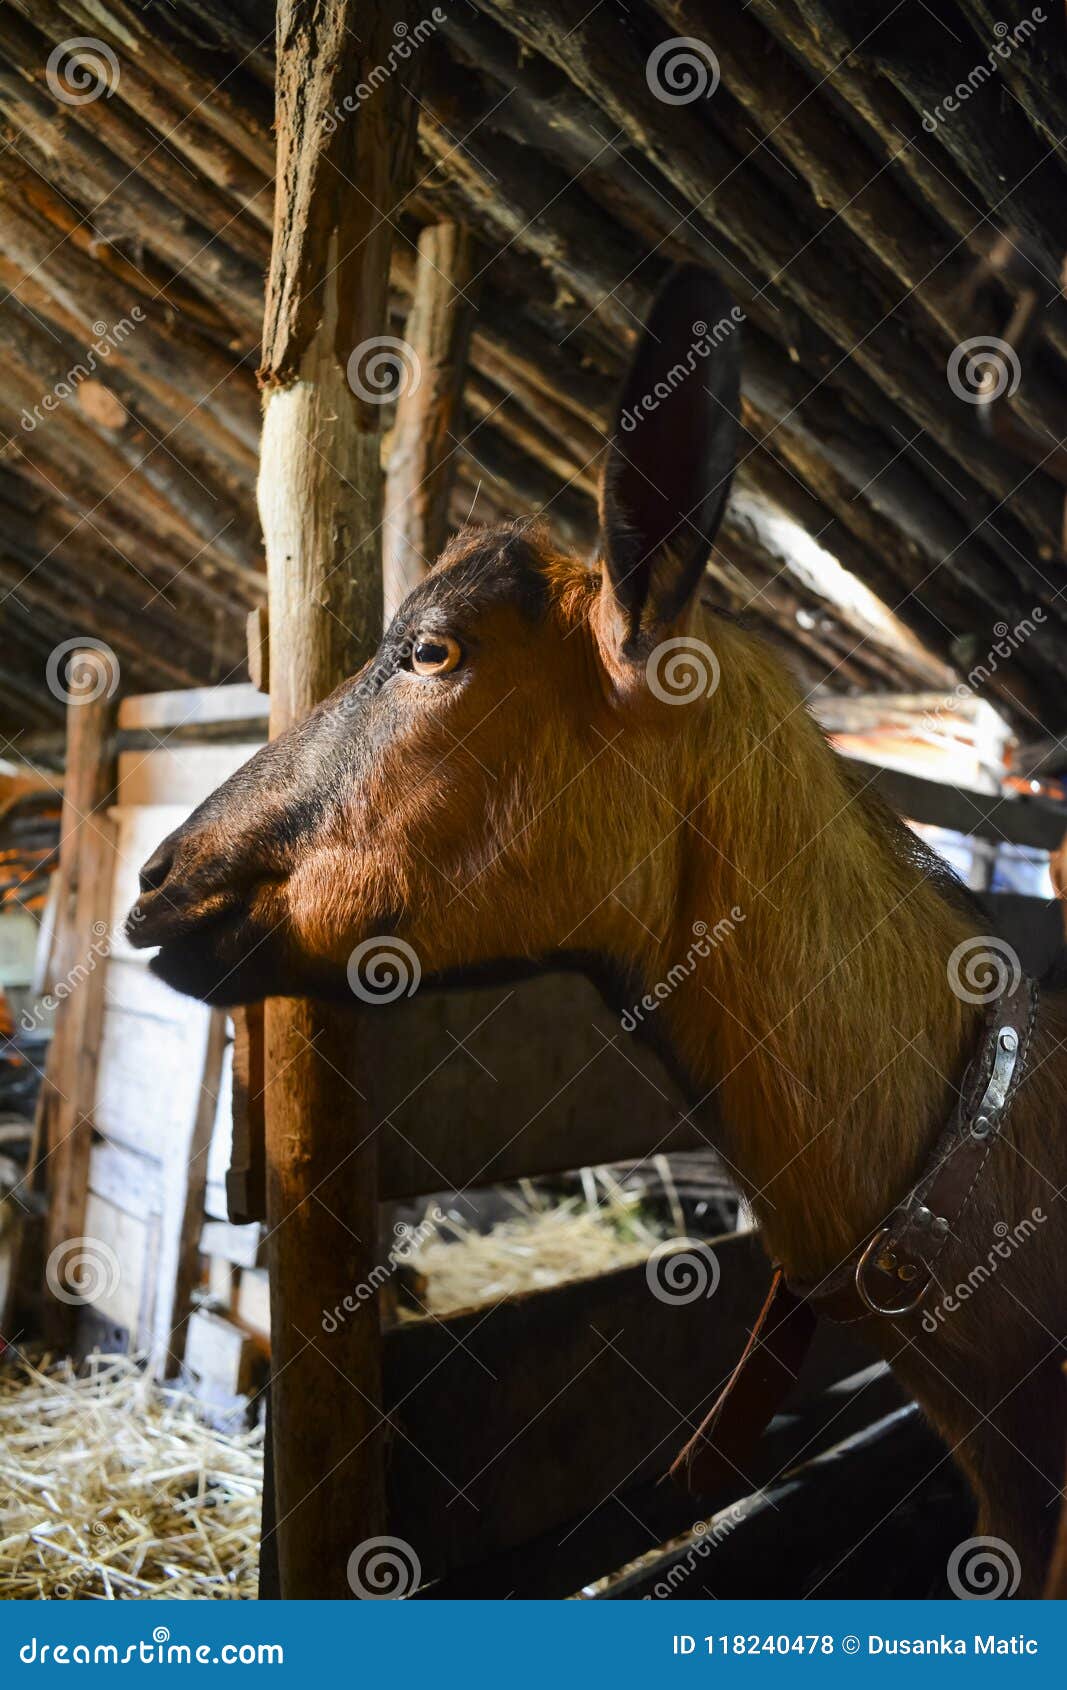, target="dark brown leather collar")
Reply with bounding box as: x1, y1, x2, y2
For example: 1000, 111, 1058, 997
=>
789, 971, 1038, 1323
671, 972, 1038, 1495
